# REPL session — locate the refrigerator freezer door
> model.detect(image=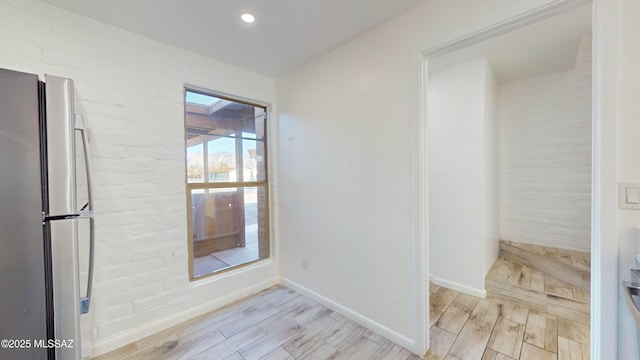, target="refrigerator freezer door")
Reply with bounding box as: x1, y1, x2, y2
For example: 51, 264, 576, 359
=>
45, 75, 83, 360
46, 75, 76, 218
0, 68, 49, 358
